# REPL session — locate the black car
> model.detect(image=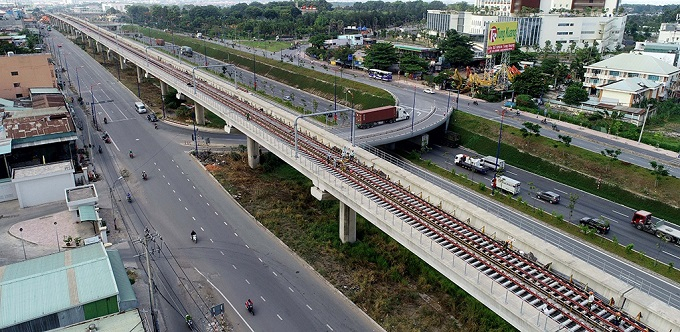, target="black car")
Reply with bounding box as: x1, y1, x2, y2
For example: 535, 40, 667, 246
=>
579, 217, 610, 234
147, 113, 158, 122
536, 191, 560, 204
